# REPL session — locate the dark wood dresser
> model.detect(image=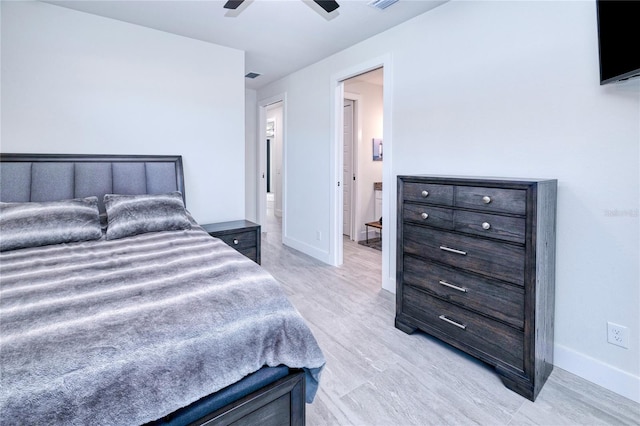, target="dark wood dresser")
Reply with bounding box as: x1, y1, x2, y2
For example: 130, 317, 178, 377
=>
201, 220, 261, 264
396, 175, 557, 401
